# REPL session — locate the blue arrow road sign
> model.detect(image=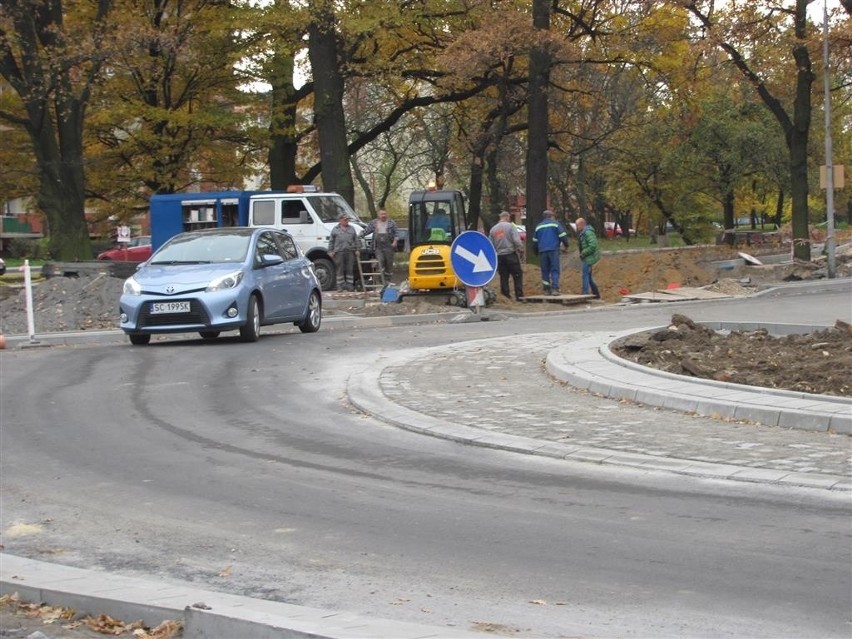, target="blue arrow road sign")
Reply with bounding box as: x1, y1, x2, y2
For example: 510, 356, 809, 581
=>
450, 231, 497, 288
